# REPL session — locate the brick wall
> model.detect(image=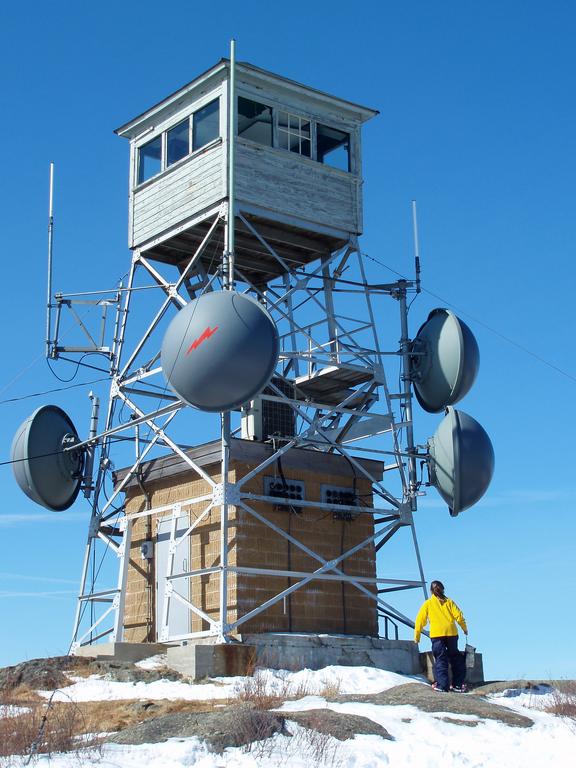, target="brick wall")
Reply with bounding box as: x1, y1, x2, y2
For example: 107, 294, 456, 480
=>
122, 450, 378, 641
235, 461, 377, 636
